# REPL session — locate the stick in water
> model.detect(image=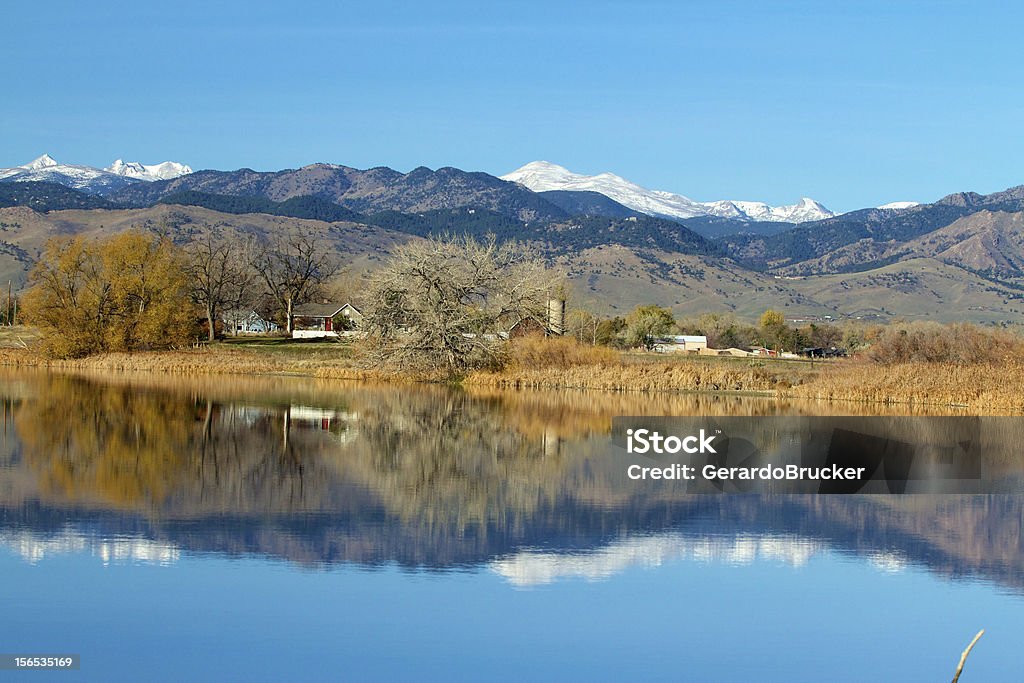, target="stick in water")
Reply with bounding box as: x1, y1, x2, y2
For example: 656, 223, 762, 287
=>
951, 629, 984, 683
